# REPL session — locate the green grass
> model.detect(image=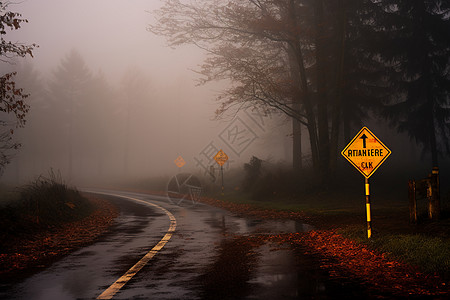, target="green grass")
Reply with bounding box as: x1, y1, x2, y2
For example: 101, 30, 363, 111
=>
339, 226, 450, 277
377, 235, 450, 273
